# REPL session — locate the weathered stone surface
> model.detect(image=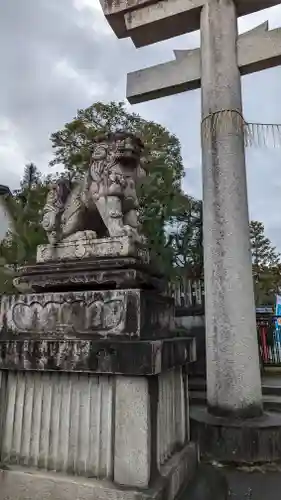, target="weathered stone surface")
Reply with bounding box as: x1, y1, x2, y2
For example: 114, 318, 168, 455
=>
0, 289, 175, 339
190, 406, 281, 464
127, 23, 281, 104
1, 290, 128, 337
15, 256, 164, 293
0, 369, 189, 477
99, 0, 281, 47
114, 377, 151, 487
36, 234, 149, 264
0, 371, 114, 476
99, 0, 155, 41
41, 132, 146, 246
157, 368, 189, 464
113, 370, 190, 487
201, 0, 262, 417
0, 337, 195, 374
127, 46, 200, 104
